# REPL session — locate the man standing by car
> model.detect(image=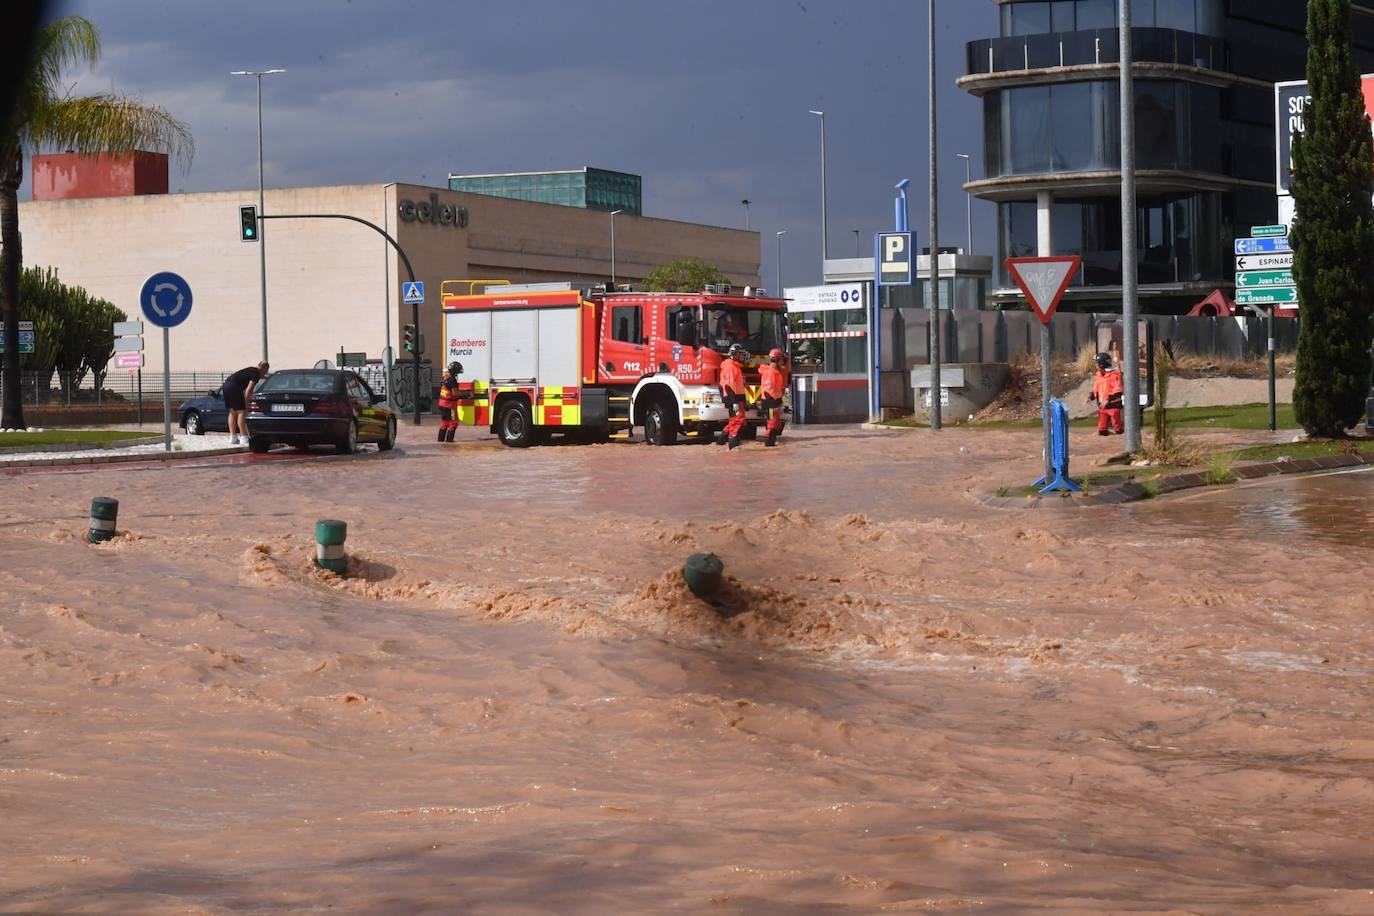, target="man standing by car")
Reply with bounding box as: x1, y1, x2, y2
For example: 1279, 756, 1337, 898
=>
223, 361, 268, 445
